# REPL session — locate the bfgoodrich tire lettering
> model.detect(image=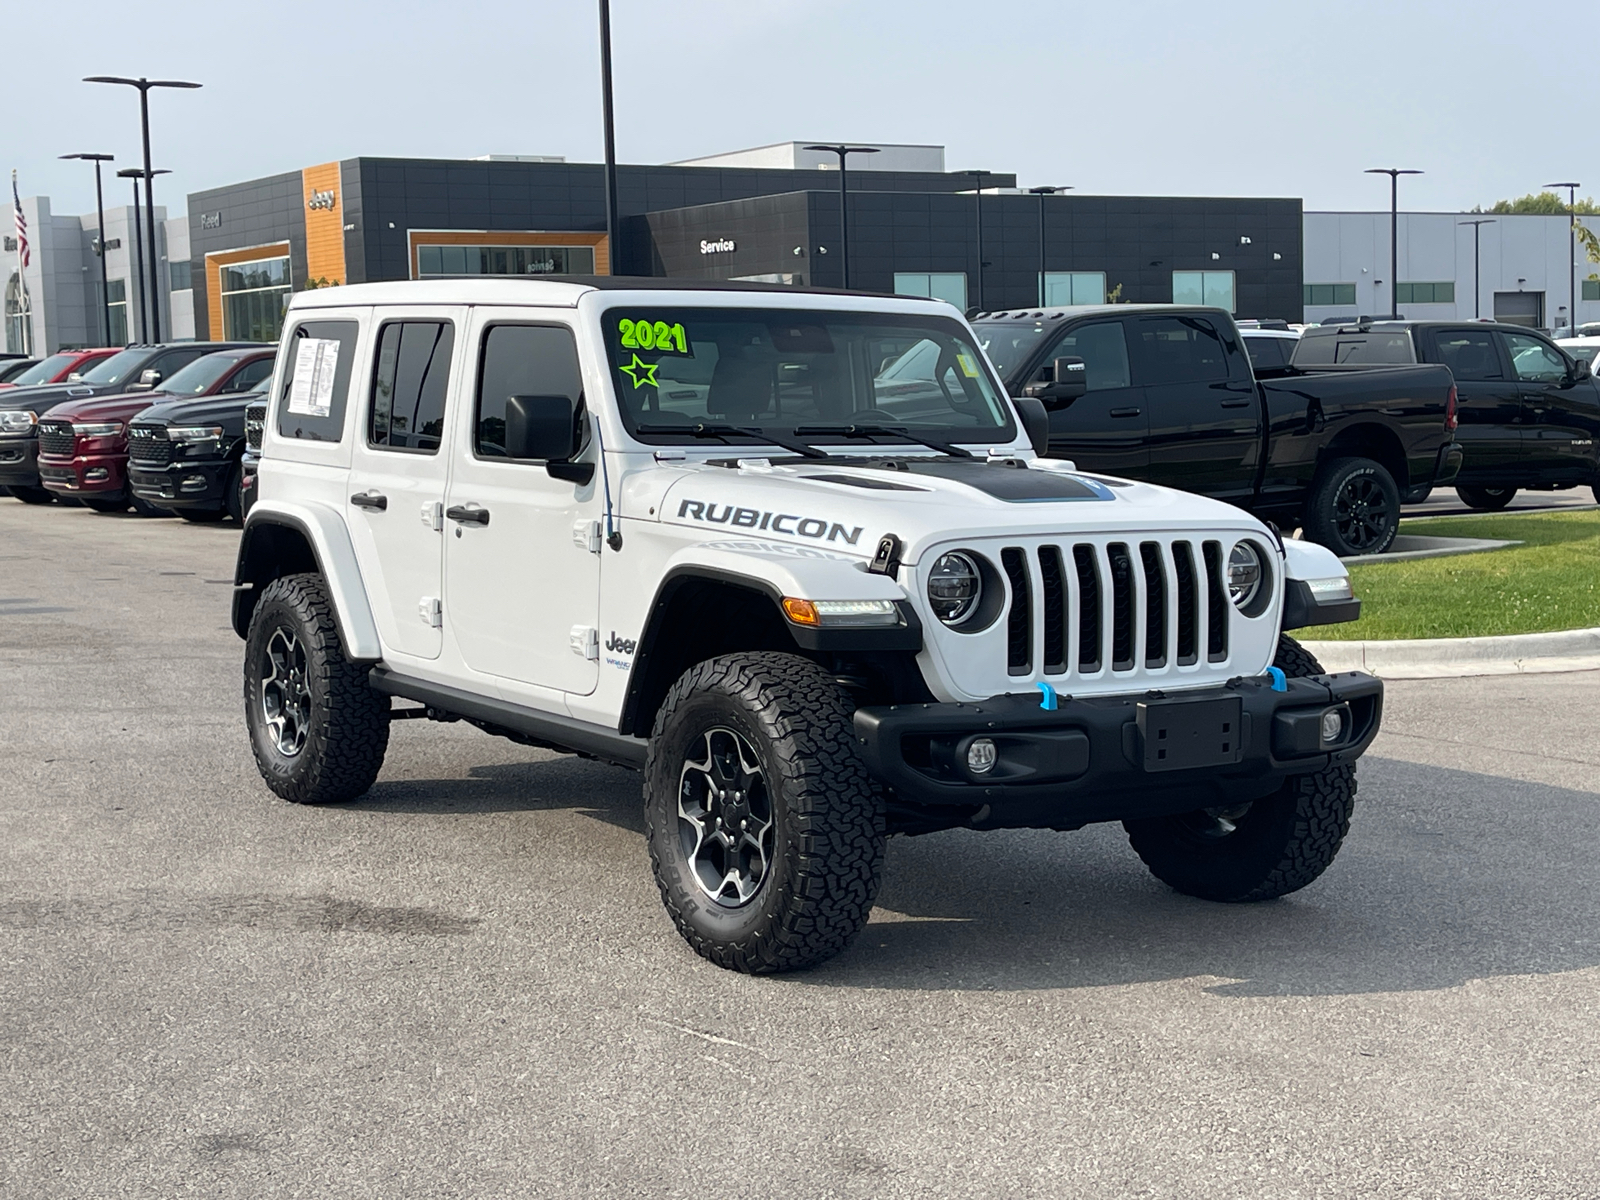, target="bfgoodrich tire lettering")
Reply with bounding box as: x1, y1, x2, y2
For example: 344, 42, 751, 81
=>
1123, 634, 1357, 902
644, 652, 885, 973
244, 572, 389, 805
1303, 456, 1400, 557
